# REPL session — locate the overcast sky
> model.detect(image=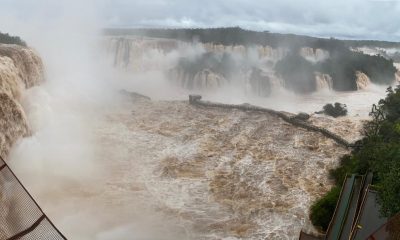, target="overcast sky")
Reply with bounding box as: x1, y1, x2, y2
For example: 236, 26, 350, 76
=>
1, 0, 400, 41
